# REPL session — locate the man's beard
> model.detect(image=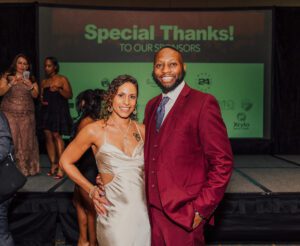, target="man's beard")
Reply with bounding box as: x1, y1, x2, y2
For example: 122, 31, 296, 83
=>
152, 70, 186, 93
